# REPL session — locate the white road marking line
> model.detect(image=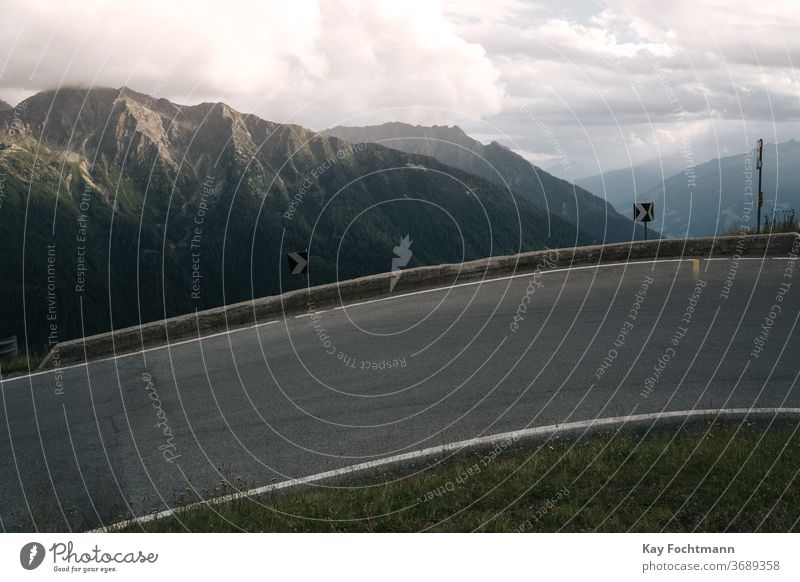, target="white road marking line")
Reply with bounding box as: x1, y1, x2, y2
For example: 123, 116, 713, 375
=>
336, 258, 693, 311
92, 406, 800, 532
294, 308, 329, 319
0, 255, 772, 384
704, 257, 794, 261
0, 320, 280, 384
